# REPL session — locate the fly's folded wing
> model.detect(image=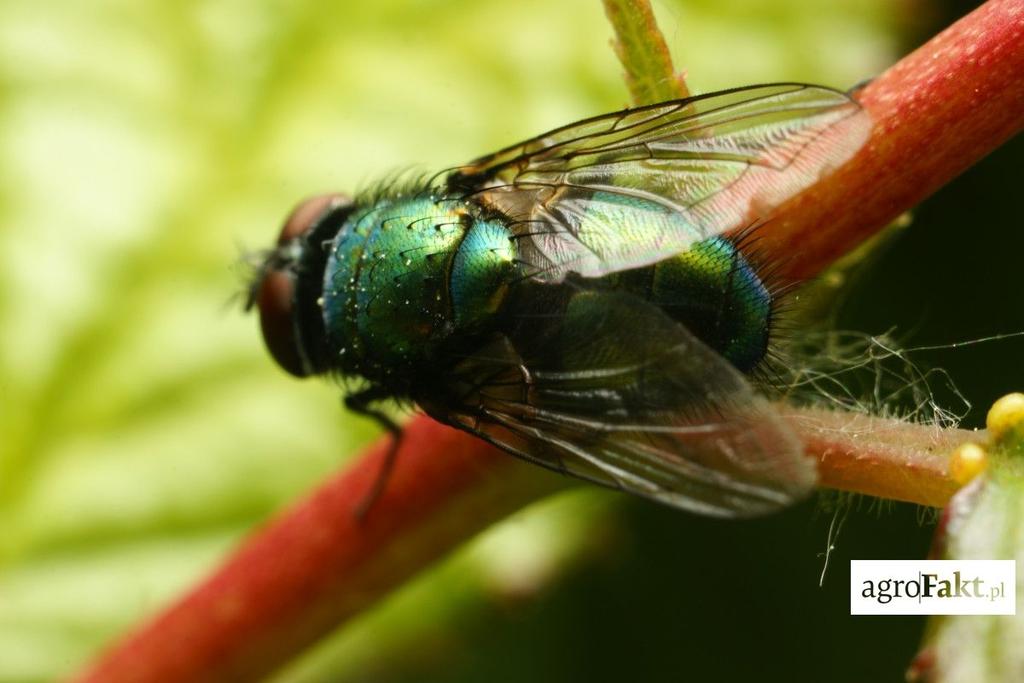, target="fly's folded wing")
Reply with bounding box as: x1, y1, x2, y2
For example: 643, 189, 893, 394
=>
448, 83, 870, 283
422, 289, 816, 516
